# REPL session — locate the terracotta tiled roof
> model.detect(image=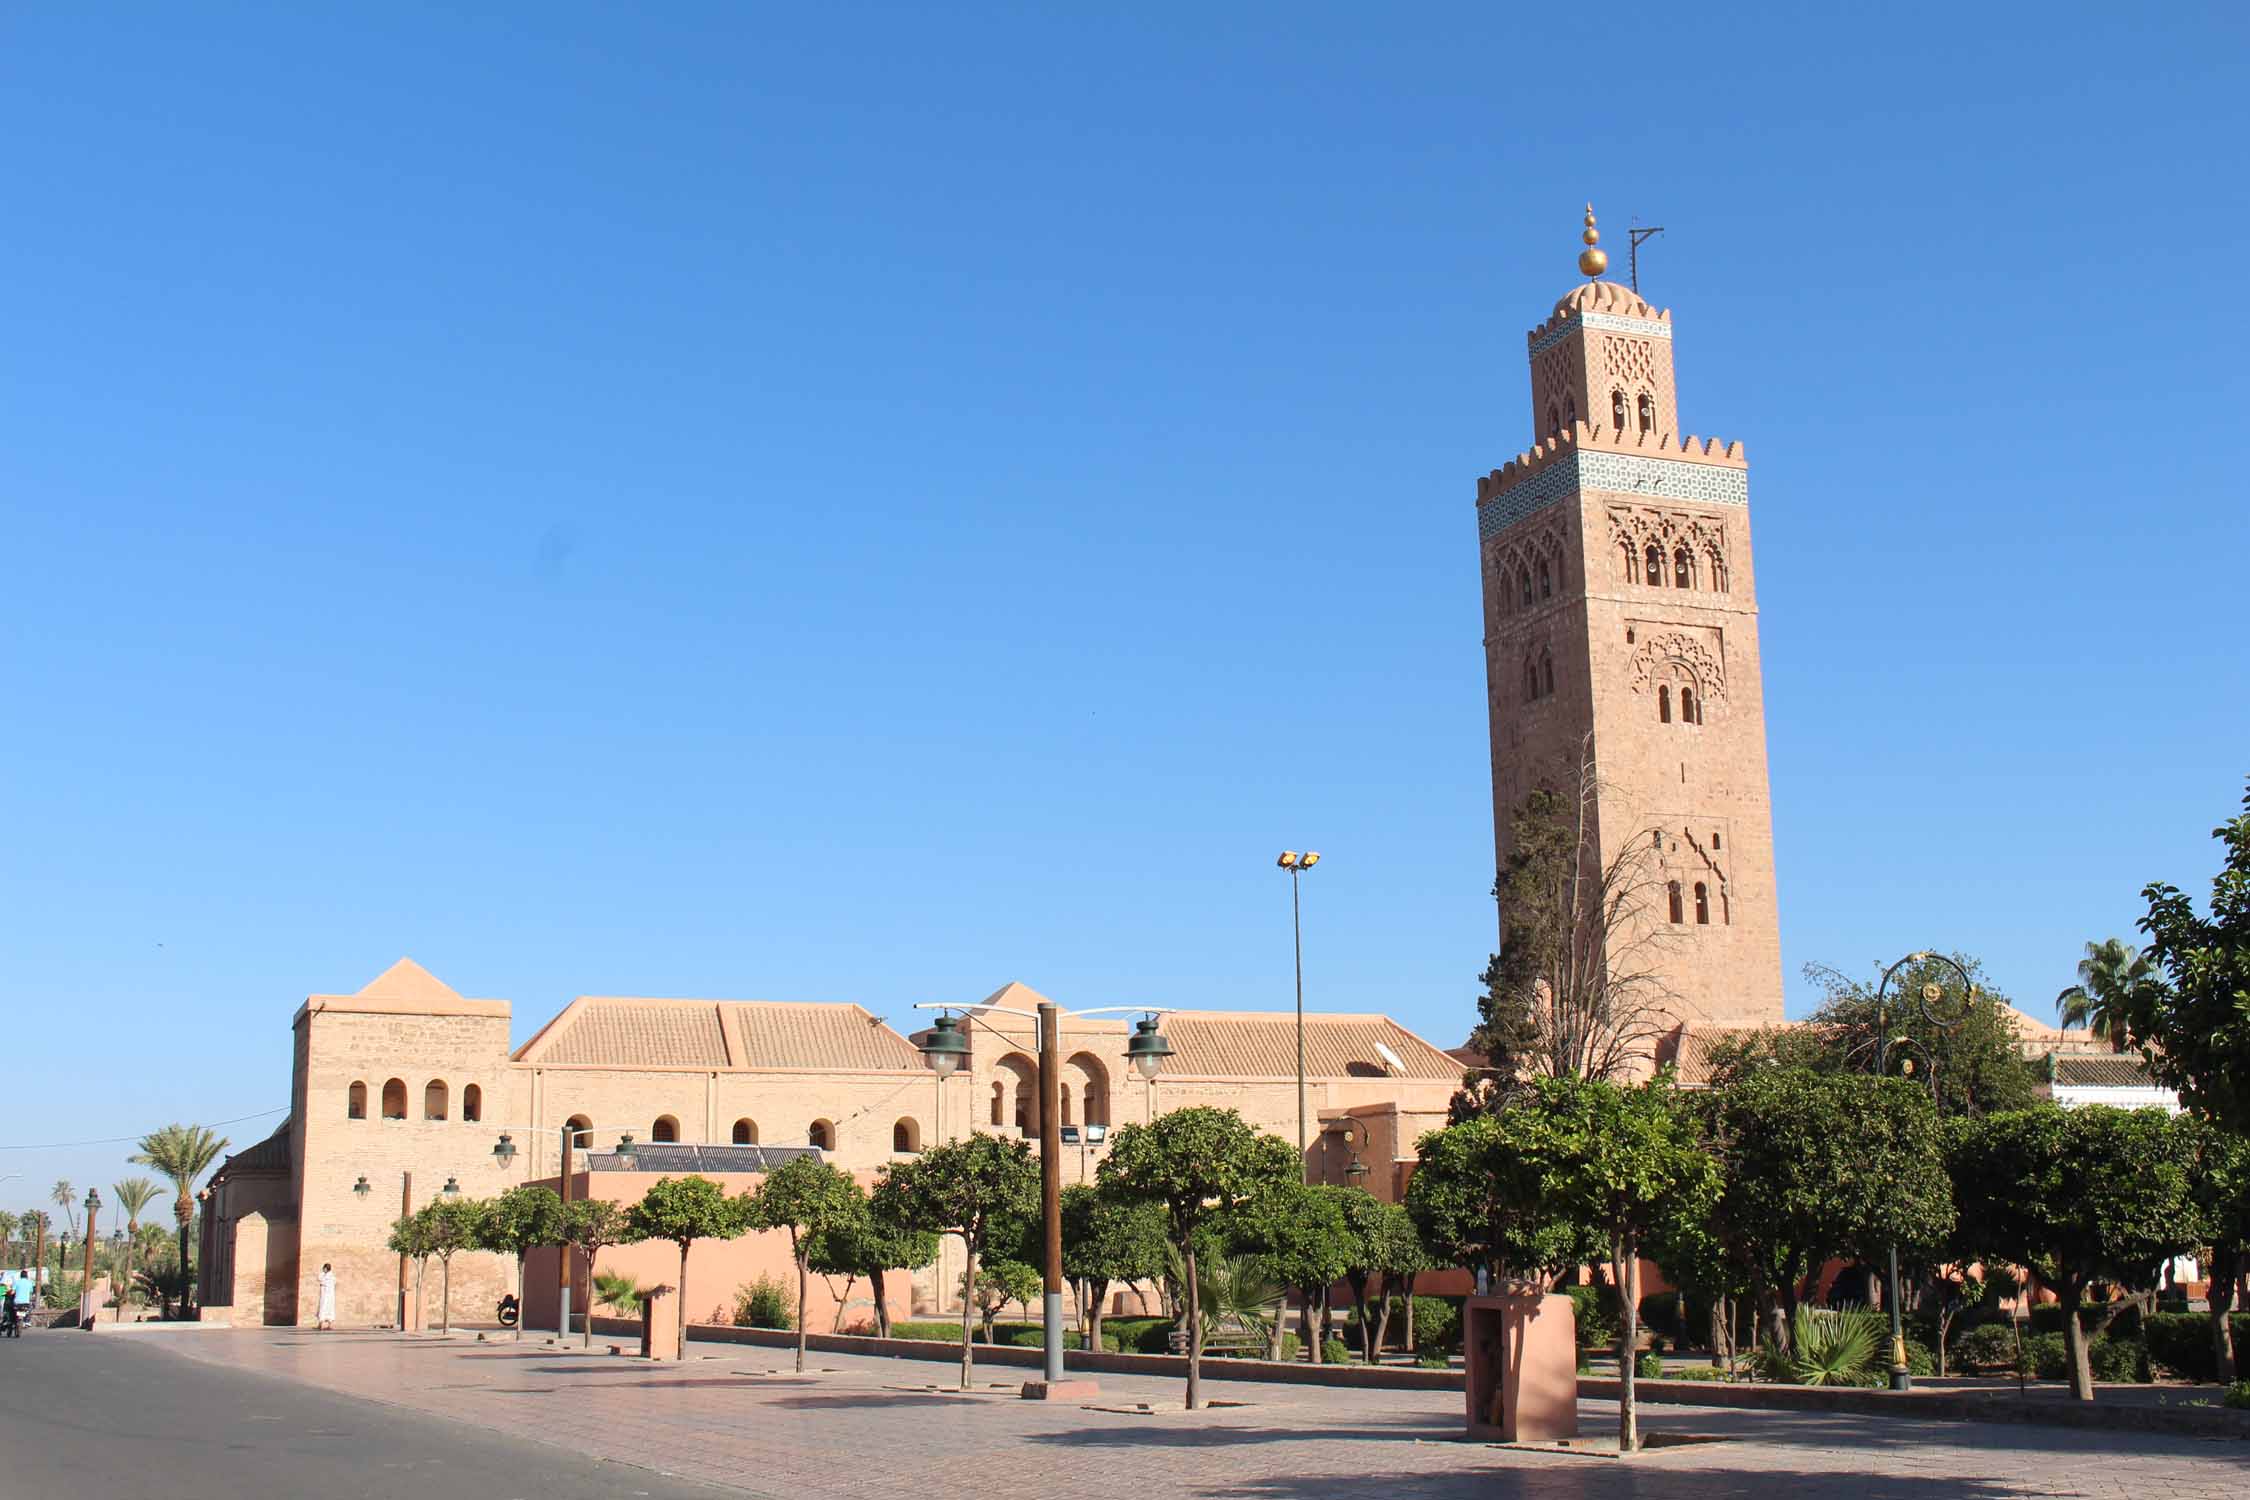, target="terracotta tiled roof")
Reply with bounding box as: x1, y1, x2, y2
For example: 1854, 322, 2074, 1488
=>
1662, 1024, 1791, 1087
727, 1002, 922, 1071
1160, 1013, 1459, 1081
2051, 1054, 2156, 1088
219, 1123, 292, 1176
516, 996, 922, 1071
